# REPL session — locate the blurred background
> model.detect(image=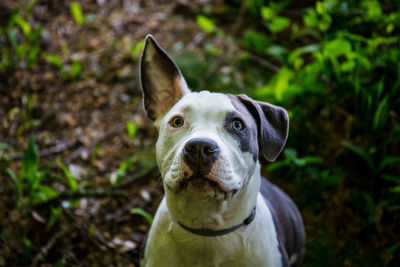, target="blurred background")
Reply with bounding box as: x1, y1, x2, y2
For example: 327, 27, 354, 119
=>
1, 0, 399, 266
